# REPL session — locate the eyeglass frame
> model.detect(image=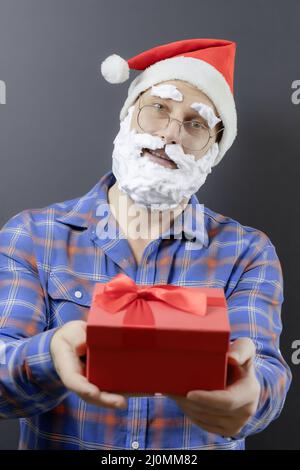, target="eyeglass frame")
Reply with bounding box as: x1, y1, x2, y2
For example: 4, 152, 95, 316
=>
136, 93, 225, 152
